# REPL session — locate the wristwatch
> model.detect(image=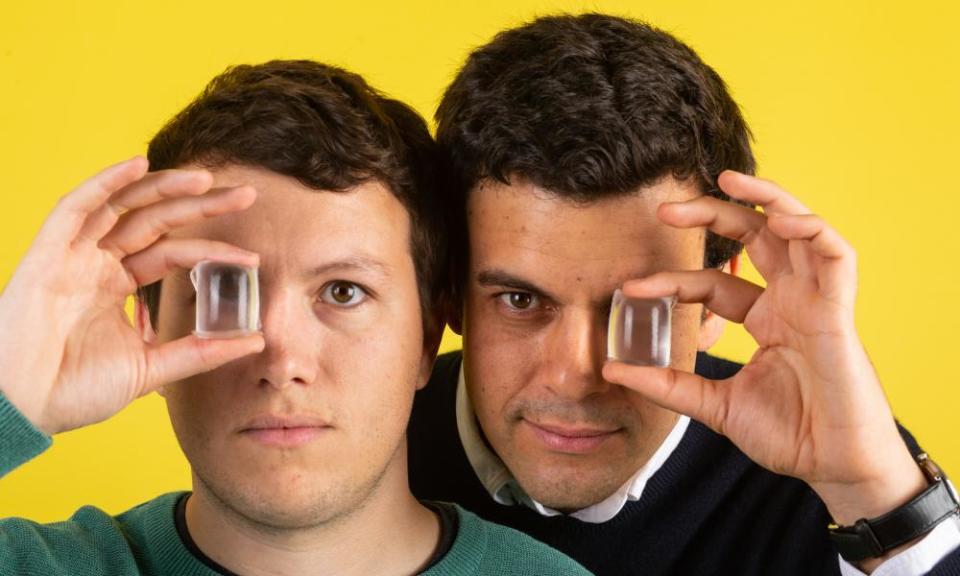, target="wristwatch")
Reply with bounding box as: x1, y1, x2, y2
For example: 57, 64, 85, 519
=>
829, 453, 960, 562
